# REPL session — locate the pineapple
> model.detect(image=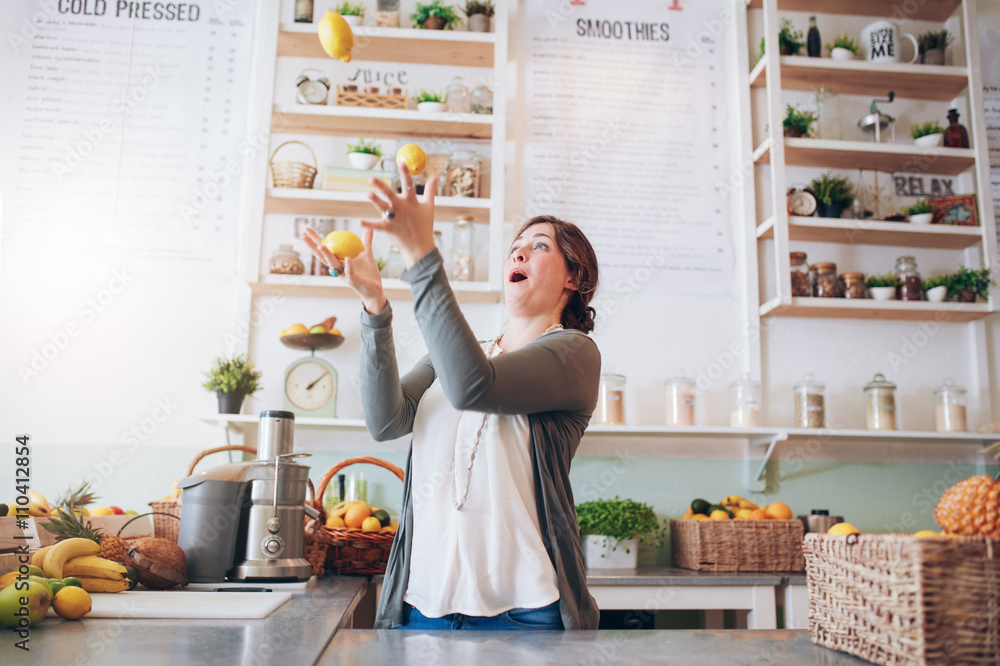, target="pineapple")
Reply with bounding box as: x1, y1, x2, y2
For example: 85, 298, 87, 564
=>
43, 506, 135, 567
54, 482, 99, 512
934, 475, 1000, 538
